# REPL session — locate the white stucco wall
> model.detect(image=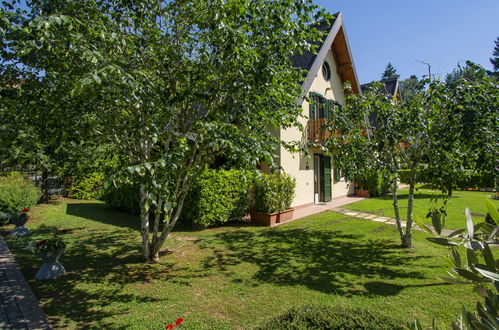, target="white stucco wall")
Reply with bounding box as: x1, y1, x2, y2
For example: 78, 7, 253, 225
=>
280, 50, 354, 207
